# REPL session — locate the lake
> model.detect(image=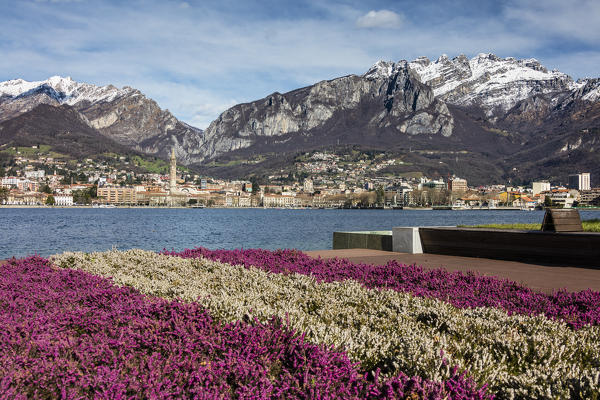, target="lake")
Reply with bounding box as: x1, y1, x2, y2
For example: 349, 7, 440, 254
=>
1, 207, 598, 259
